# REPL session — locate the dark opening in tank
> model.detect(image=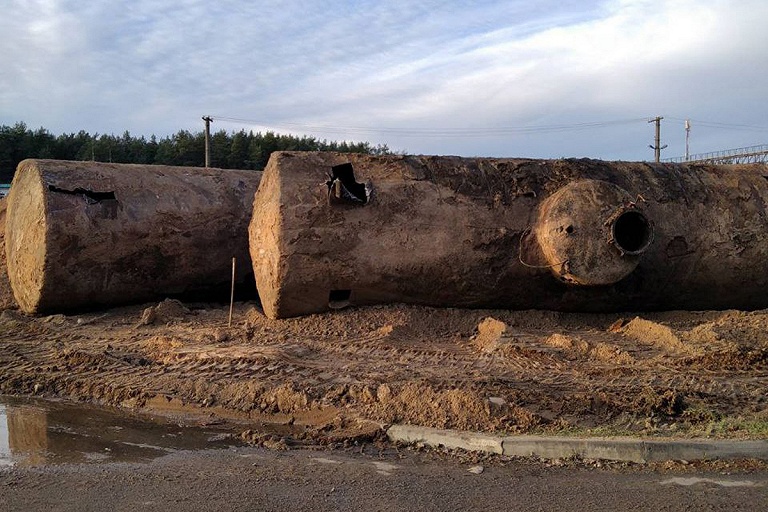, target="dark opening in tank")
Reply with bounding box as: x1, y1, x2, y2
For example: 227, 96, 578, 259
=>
48, 185, 116, 204
612, 210, 652, 255
326, 163, 368, 205
328, 289, 352, 309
